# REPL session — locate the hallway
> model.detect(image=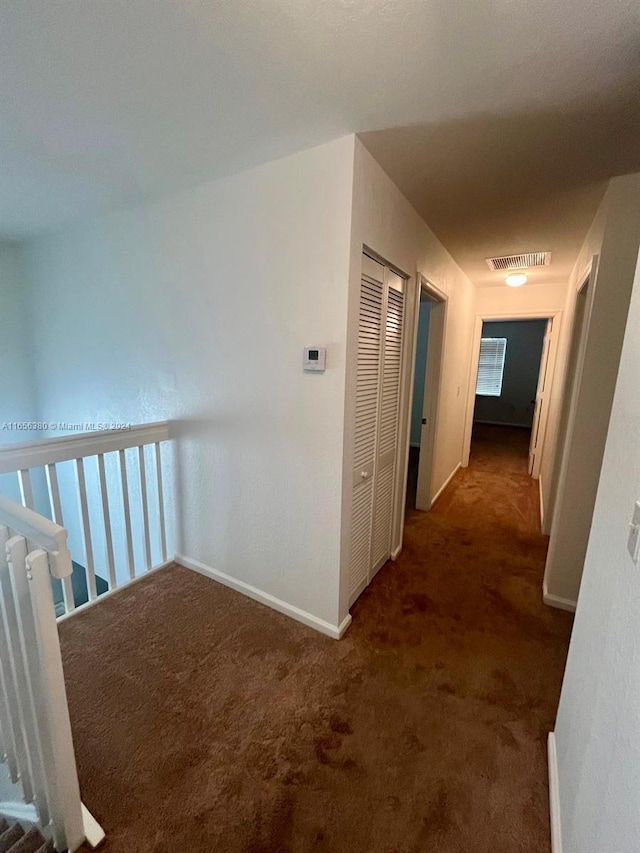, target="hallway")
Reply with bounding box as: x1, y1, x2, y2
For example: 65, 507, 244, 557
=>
60, 427, 573, 853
